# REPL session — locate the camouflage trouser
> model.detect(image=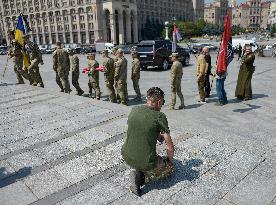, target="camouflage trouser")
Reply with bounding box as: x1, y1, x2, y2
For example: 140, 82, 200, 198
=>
28, 65, 44, 86
56, 71, 70, 93
13, 57, 26, 83
117, 81, 128, 105
198, 77, 205, 102
170, 78, 184, 107
132, 78, 141, 98
105, 80, 116, 102
115, 82, 120, 101
72, 72, 83, 93
143, 156, 174, 183
88, 79, 100, 99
